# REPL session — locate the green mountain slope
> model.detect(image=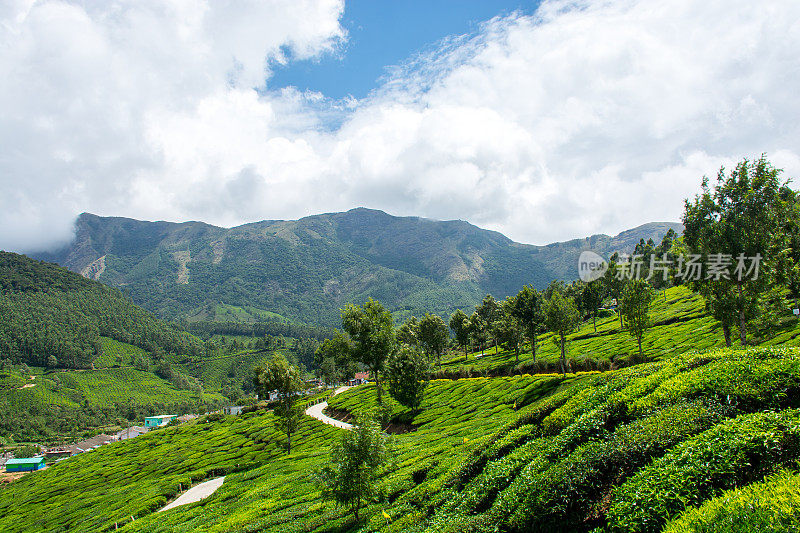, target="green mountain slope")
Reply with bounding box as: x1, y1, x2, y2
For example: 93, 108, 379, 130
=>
0, 253, 229, 442
0, 251, 205, 369
35, 209, 682, 325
